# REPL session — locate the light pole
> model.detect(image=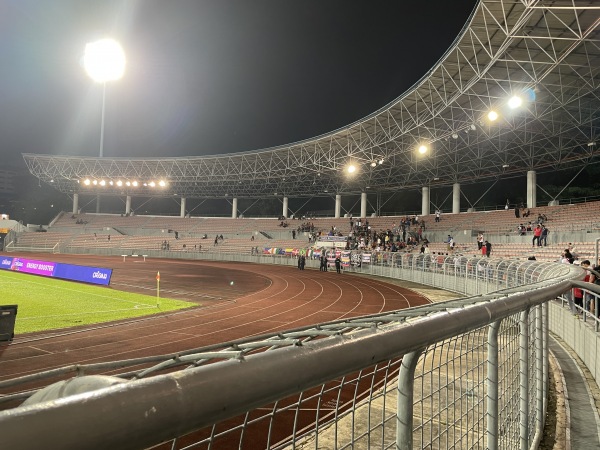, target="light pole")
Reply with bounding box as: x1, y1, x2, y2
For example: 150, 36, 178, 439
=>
83, 38, 126, 213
